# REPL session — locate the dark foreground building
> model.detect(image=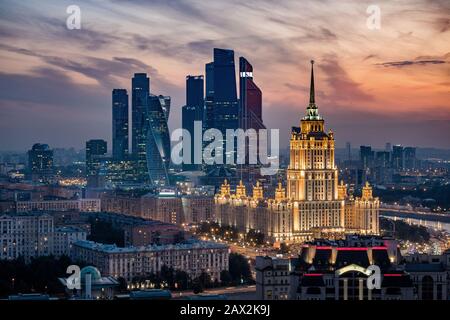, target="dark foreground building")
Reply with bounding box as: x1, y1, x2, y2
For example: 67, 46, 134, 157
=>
256, 235, 450, 300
